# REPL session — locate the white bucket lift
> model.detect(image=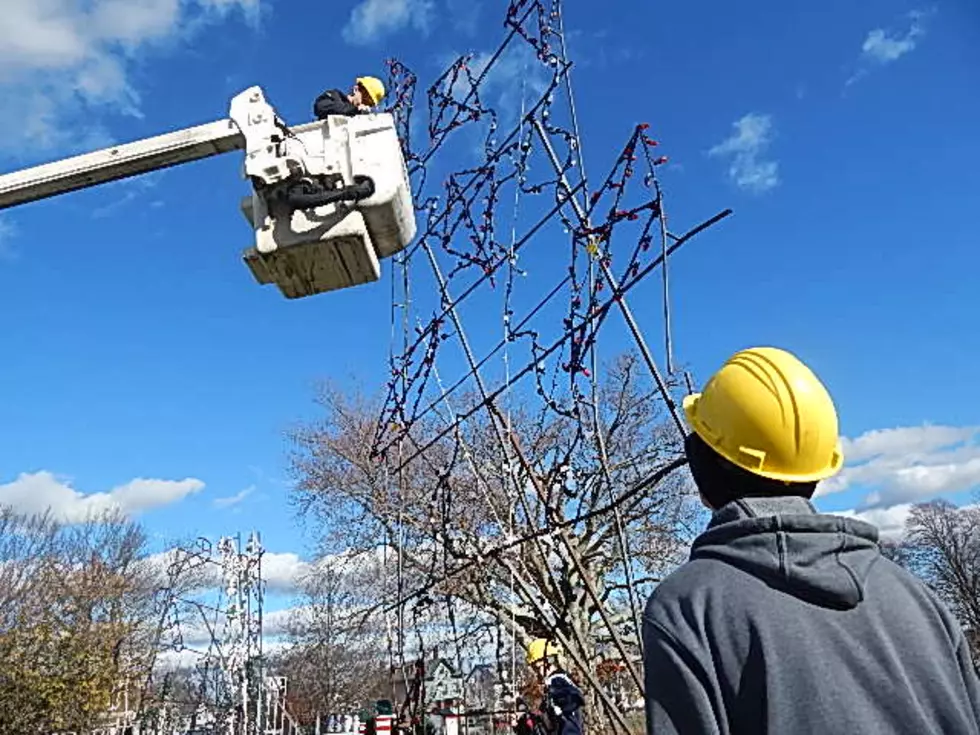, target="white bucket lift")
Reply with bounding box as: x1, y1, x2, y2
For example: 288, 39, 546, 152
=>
239, 110, 415, 298
0, 85, 417, 300
233, 88, 416, 298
